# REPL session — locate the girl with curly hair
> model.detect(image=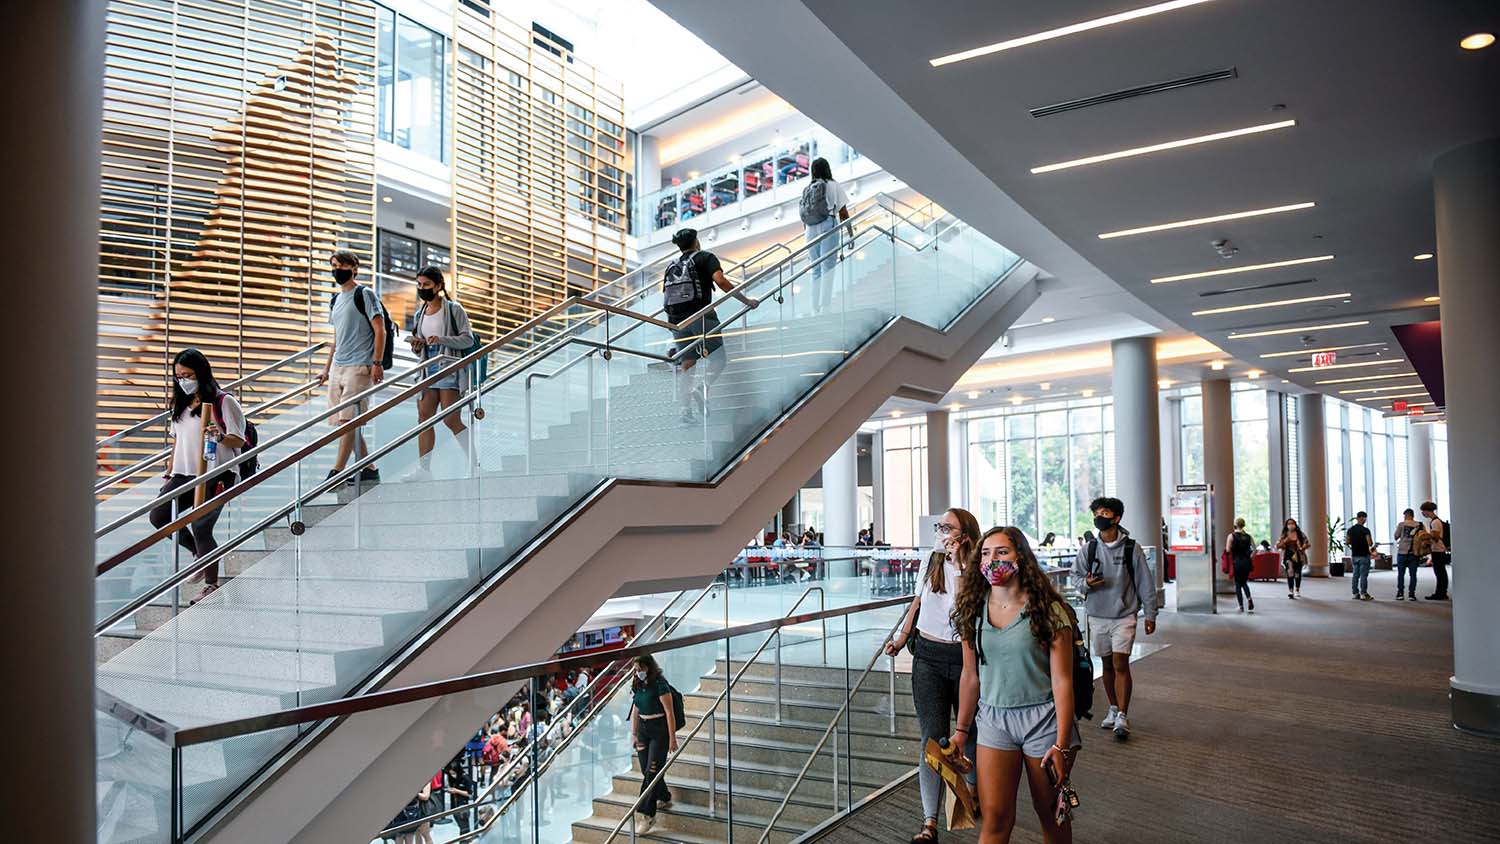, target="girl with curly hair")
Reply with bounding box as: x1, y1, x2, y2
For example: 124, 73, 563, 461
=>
949, 526, 1079, 843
